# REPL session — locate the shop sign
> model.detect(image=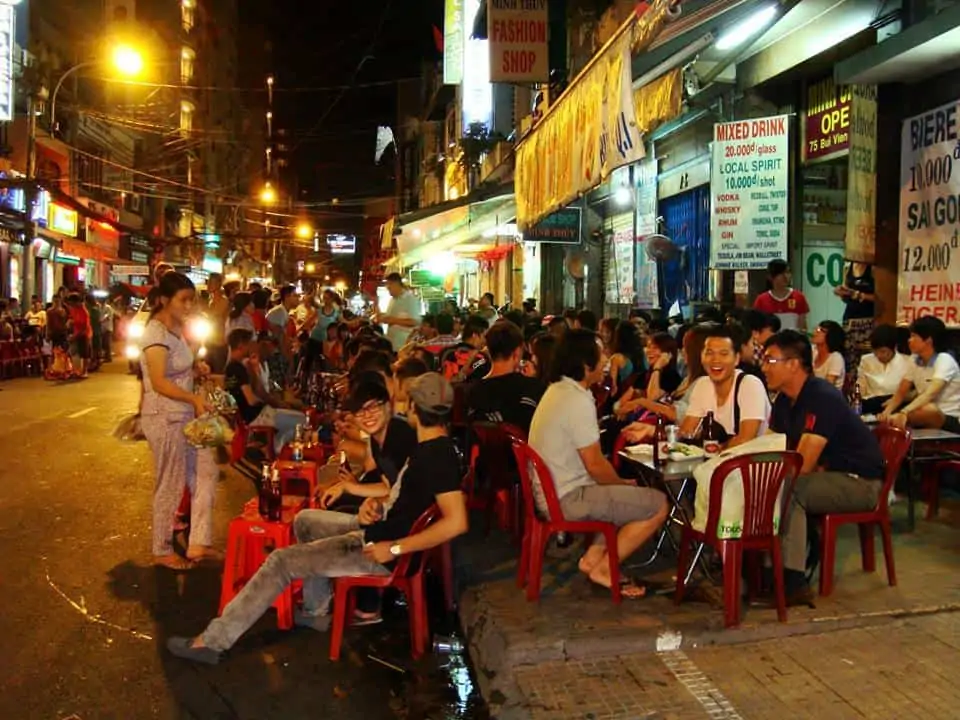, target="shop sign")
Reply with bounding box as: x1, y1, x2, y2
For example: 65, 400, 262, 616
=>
462, 0, 492, 131
0, 5, 13, 122
801, 242, 846, 326
635, 157, 659, 308
845, 85, 878, 263
49, 203, 78, 237
443, 0, 464, 85
803, 76, 851, 163
898, 99, 960, 326
709, 115, 790, 270
327, 234, 357, 254
131, 250, 150, 263
488, 0, 548, 83
523, 207, 581, 243
605, 214, 634, 305
0, 178, 50, 224
112, 264, 151, 276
